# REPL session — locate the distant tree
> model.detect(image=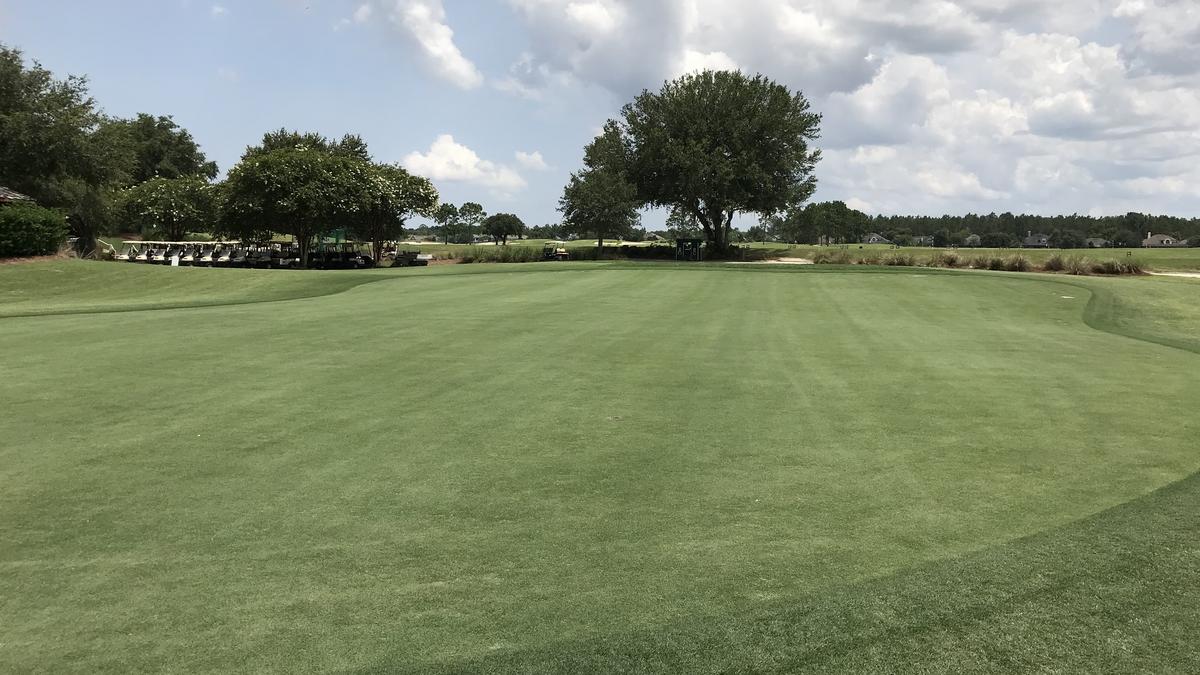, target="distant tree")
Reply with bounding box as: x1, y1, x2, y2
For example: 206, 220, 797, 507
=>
458, 202, 487, 242
346, 163, 438, 262
981, 231, 1017, 248
1112, 229, 1142, 248
433, 203, 461, 244
482, 213, 525, 245
102, 113, 217, 184
1049, 229, 1086, 249
664, 206, 703, 240
744, 224, 770, 242
560, 122, 641, 249
598, 70, 821, 253
121, 176, 217, 241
